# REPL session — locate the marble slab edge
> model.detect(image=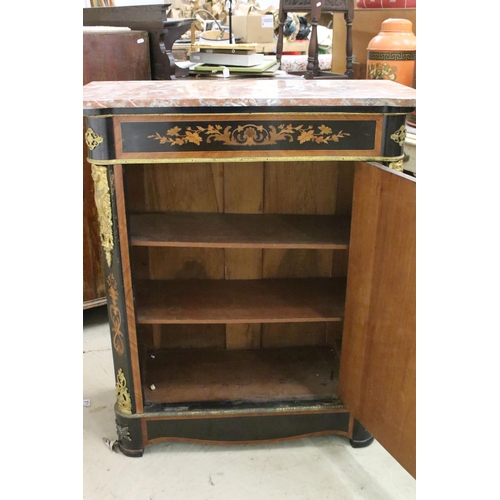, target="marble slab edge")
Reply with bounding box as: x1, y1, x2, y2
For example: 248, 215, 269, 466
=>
83, 80, 417, 110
